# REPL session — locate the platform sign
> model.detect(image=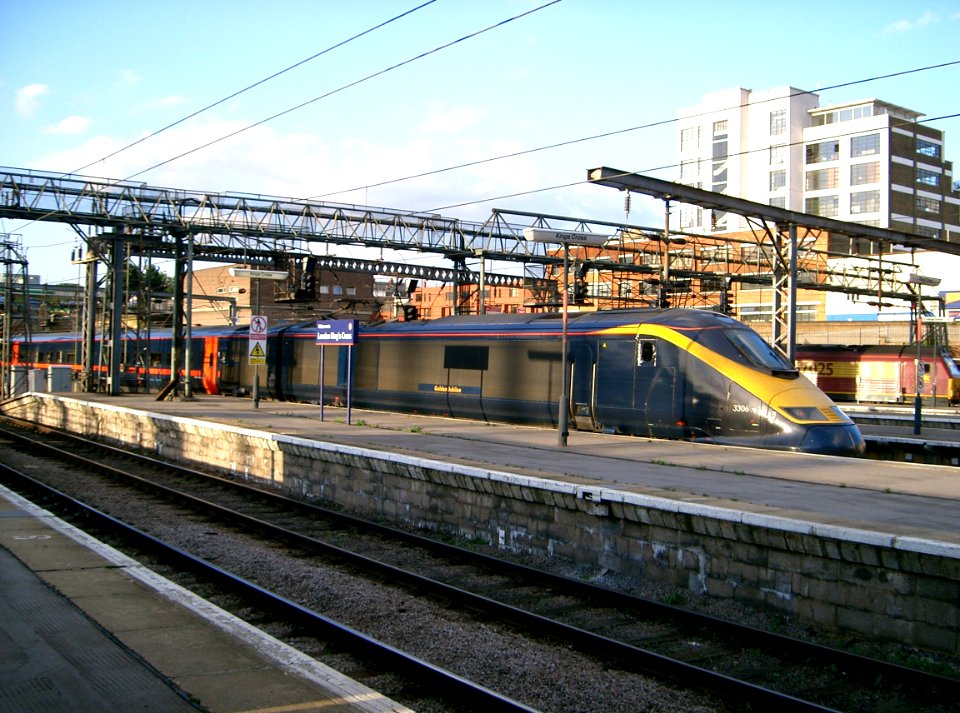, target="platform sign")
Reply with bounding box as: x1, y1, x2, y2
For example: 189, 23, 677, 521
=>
315, 319, 357, 424
249, 315, 267, 365
315, 319, 356, 346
